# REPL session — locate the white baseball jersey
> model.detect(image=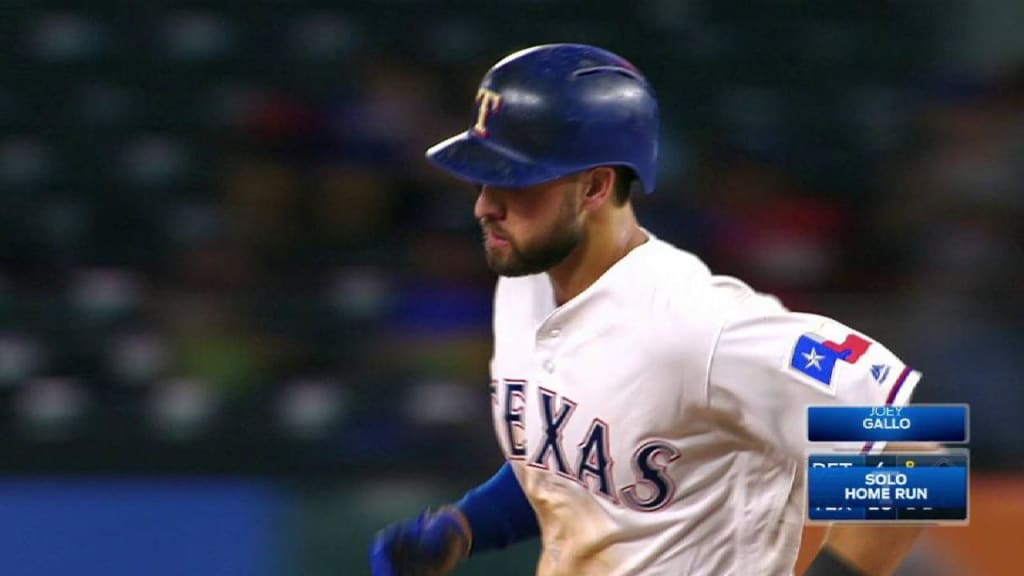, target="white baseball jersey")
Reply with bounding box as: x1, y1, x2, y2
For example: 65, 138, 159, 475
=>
488, 234, 920, 576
